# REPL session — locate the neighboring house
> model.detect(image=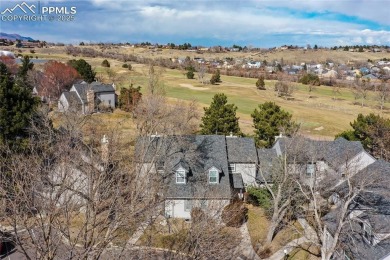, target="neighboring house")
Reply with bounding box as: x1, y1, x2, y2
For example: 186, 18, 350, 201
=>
323, 160, 390, 260
58, 81, 116, 114
272, 137, 375, 186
